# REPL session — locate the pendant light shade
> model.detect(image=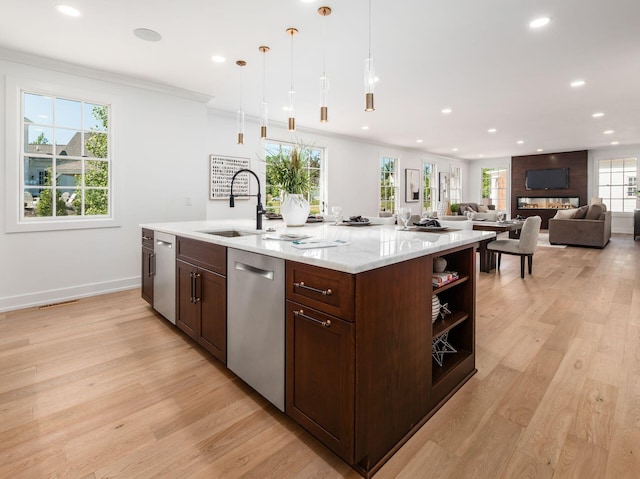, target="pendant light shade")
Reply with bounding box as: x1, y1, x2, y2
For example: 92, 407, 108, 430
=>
258, 46, 270, 139
236, 60, 246, 144
364, 0, 375, 112
286, 27, 298, 131
318, 6, 331, 123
